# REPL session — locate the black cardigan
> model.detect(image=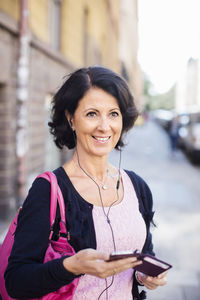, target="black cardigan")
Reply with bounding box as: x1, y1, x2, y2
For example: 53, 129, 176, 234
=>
5, 167, 155, 299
